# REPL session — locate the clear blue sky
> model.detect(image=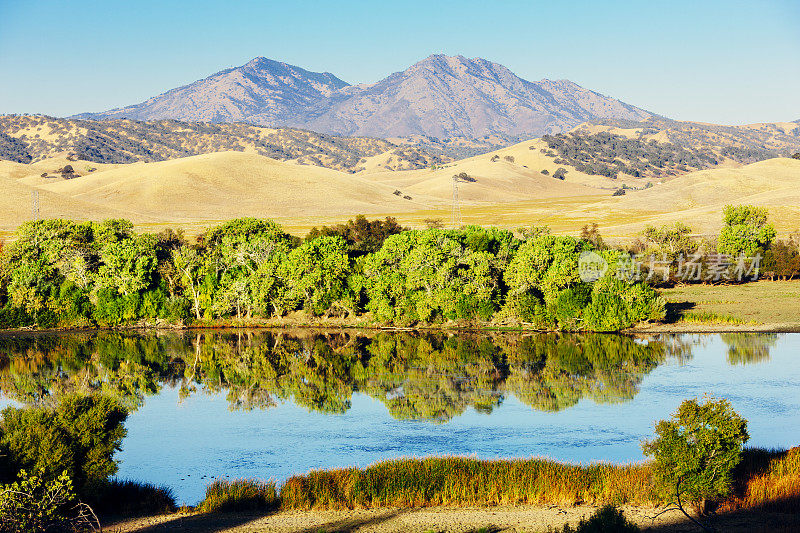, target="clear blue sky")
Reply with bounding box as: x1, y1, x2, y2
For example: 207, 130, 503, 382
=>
1, 0, 798, 124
